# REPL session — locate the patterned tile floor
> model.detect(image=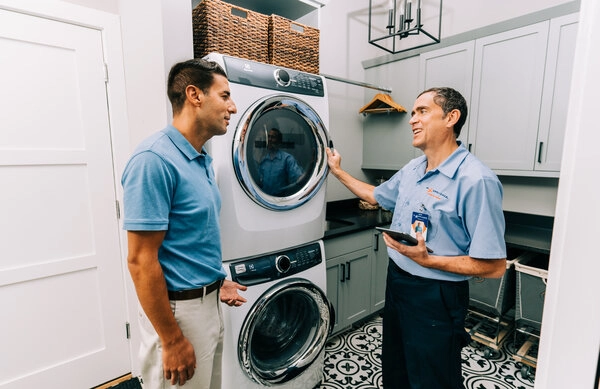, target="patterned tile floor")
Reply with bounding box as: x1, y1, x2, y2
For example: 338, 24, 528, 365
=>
320, 314, 537, 389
